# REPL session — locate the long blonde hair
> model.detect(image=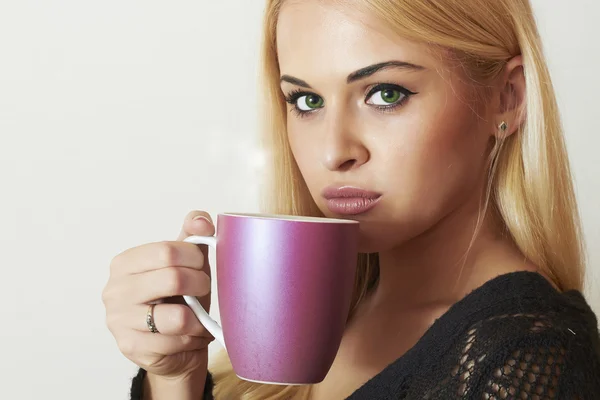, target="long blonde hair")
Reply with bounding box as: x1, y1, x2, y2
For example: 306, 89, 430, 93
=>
210, 1, 586, 398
